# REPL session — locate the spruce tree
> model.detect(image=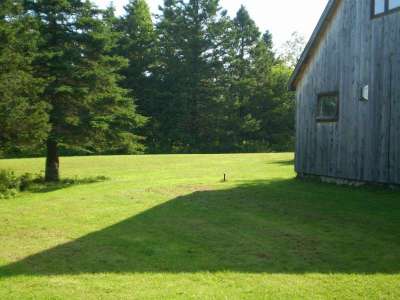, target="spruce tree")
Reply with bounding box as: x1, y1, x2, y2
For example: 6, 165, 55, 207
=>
155, 0, 232, 152
227, 5, 261, 149
116, 0, 157, 149
262, 30, 273, 51
0, 0, 49, 156
24, 0, 146, 181
232, 5, 260, 77
246, 37, 295, 151
118, 0, 156, 108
